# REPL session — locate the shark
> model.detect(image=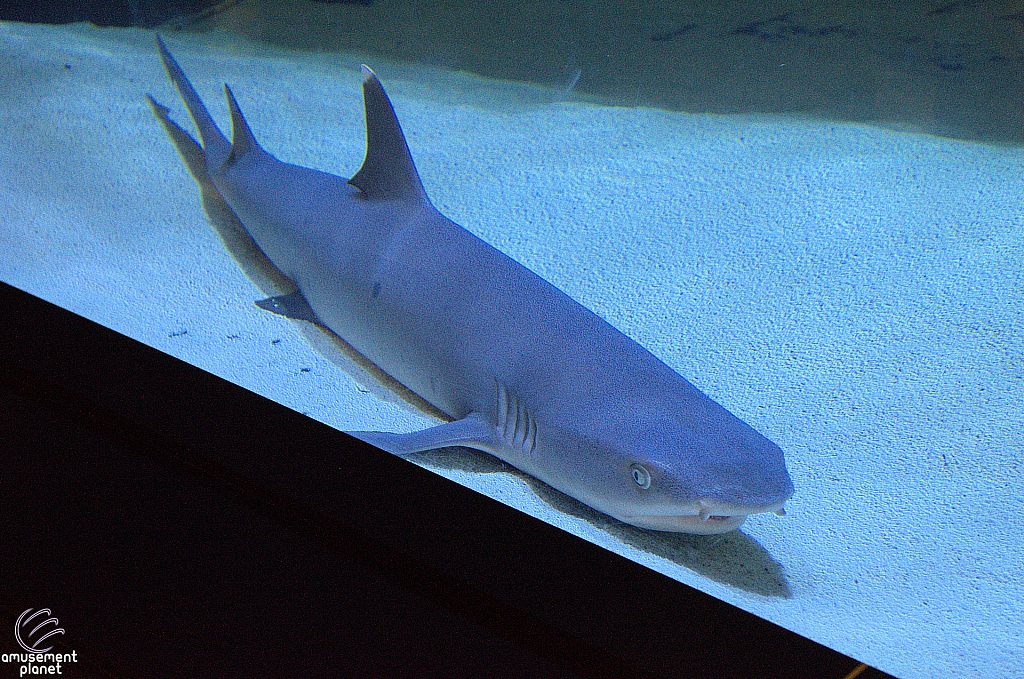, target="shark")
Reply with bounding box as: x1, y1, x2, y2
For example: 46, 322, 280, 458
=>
154, 37, 794, 534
